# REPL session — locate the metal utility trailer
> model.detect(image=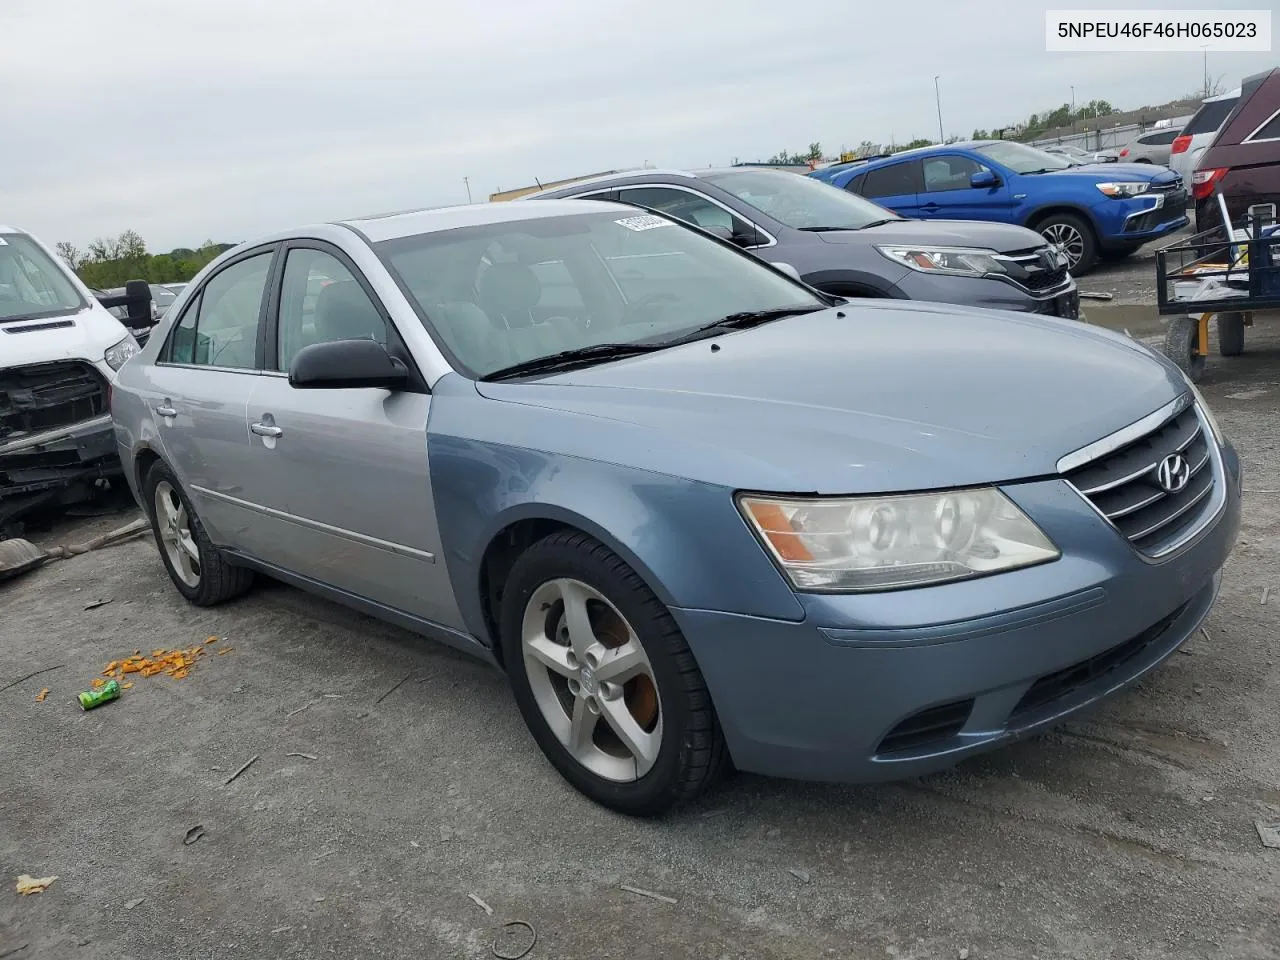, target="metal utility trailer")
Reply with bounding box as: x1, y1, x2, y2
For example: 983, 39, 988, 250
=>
1155, 196, 1280, 382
